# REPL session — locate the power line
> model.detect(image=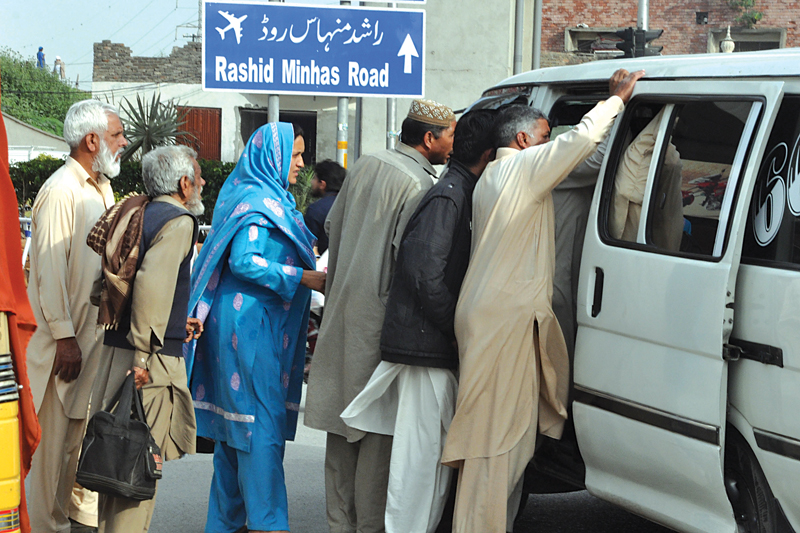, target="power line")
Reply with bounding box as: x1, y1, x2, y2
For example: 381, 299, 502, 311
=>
126, 8, 181, 51
70, 0, 162, 65
139, 12, 198, 56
